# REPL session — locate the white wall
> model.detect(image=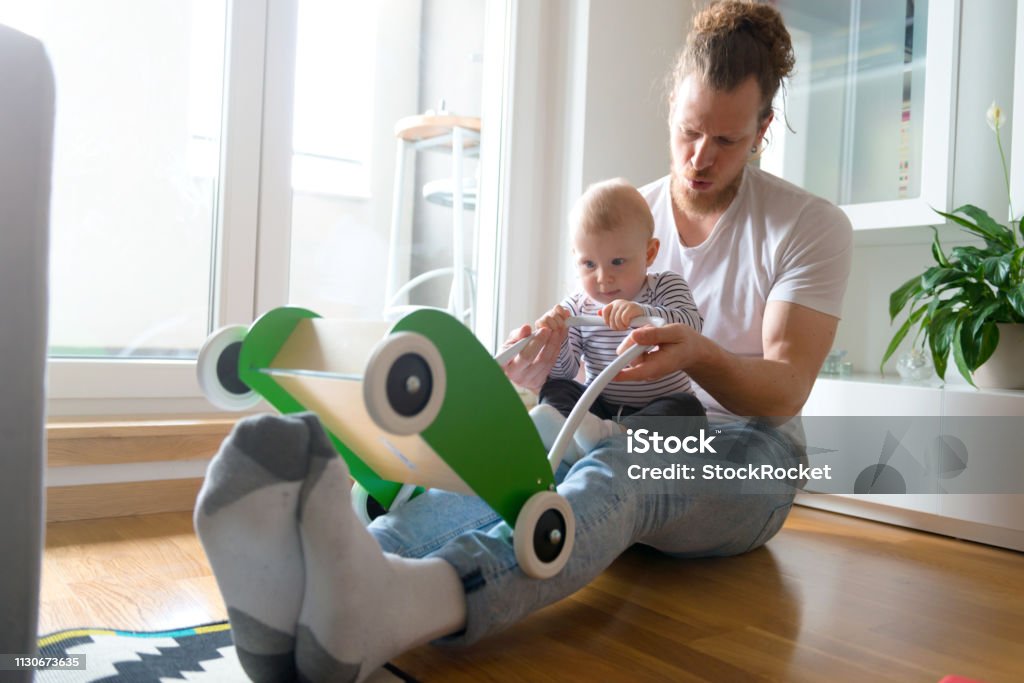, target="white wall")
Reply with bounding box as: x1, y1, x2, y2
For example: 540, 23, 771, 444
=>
579, 0, 687, 189
502, 0, 692, 319
562, 0, 691, 295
